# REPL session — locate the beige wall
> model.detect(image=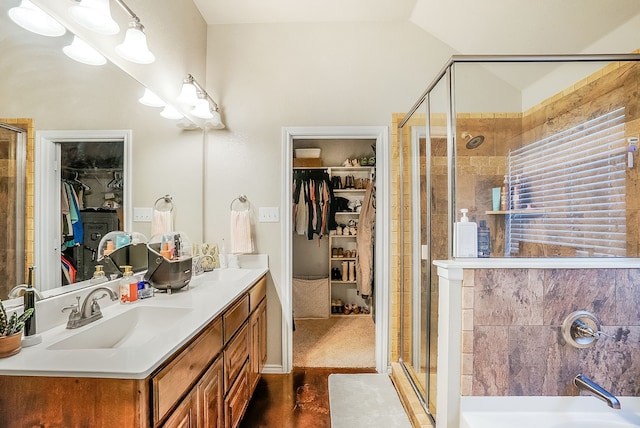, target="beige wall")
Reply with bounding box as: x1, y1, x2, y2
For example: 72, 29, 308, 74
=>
203, 21, 456, 367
